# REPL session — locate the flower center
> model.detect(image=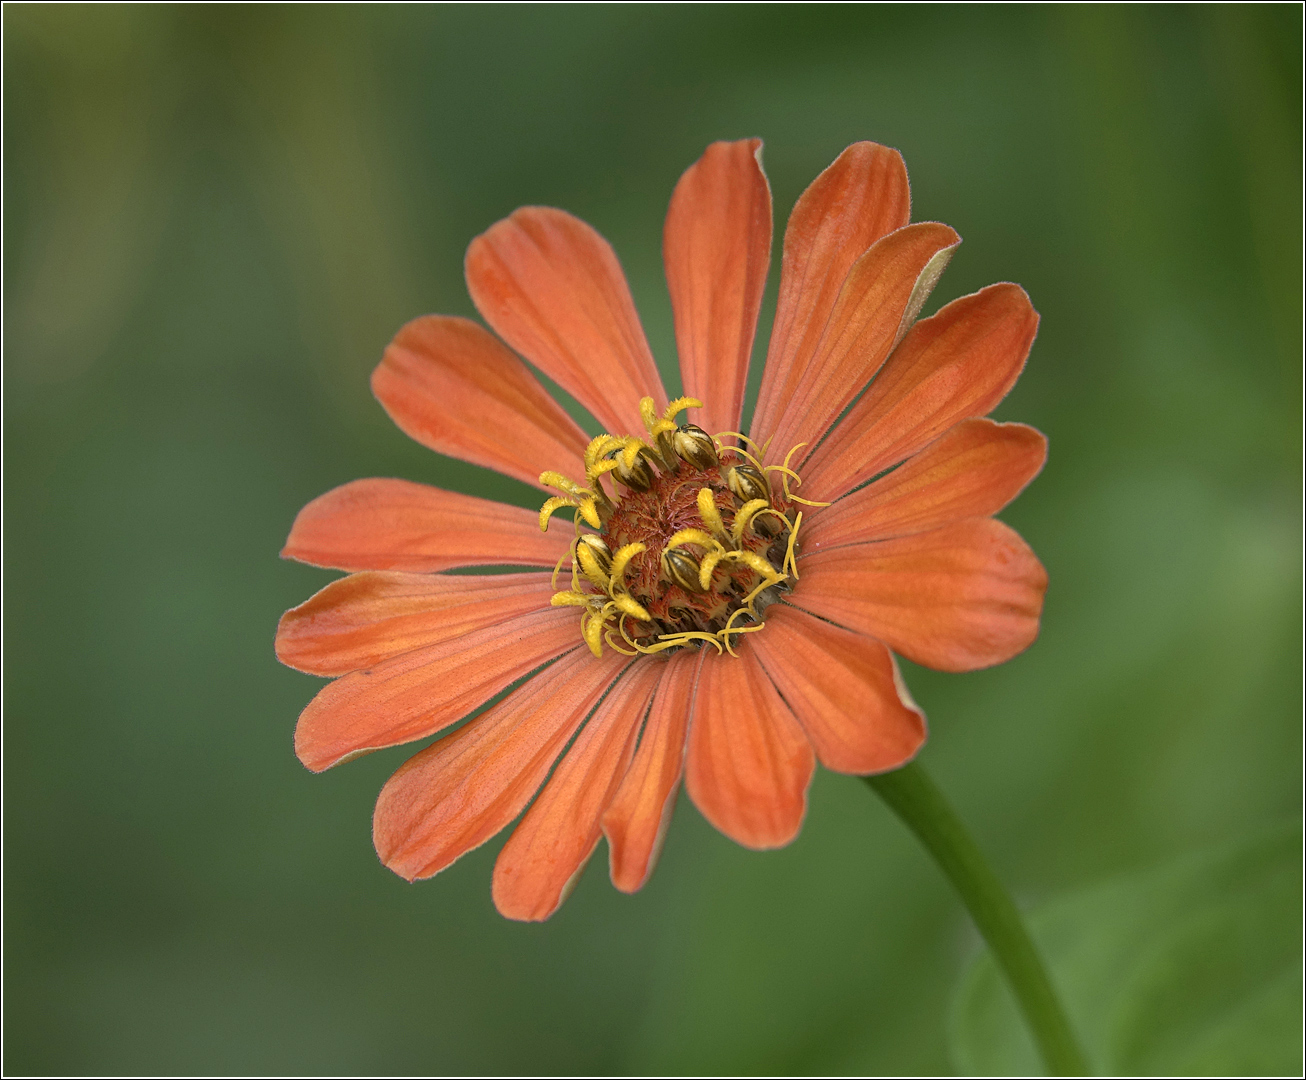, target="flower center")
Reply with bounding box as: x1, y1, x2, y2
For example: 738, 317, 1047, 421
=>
539, 397, 826, 658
